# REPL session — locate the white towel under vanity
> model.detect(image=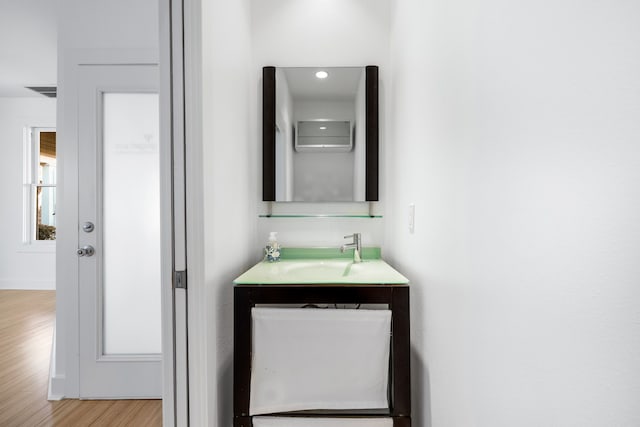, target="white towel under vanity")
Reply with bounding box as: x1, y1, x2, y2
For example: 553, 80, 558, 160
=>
253, 416, 394, 427
250, 307, 392, 415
